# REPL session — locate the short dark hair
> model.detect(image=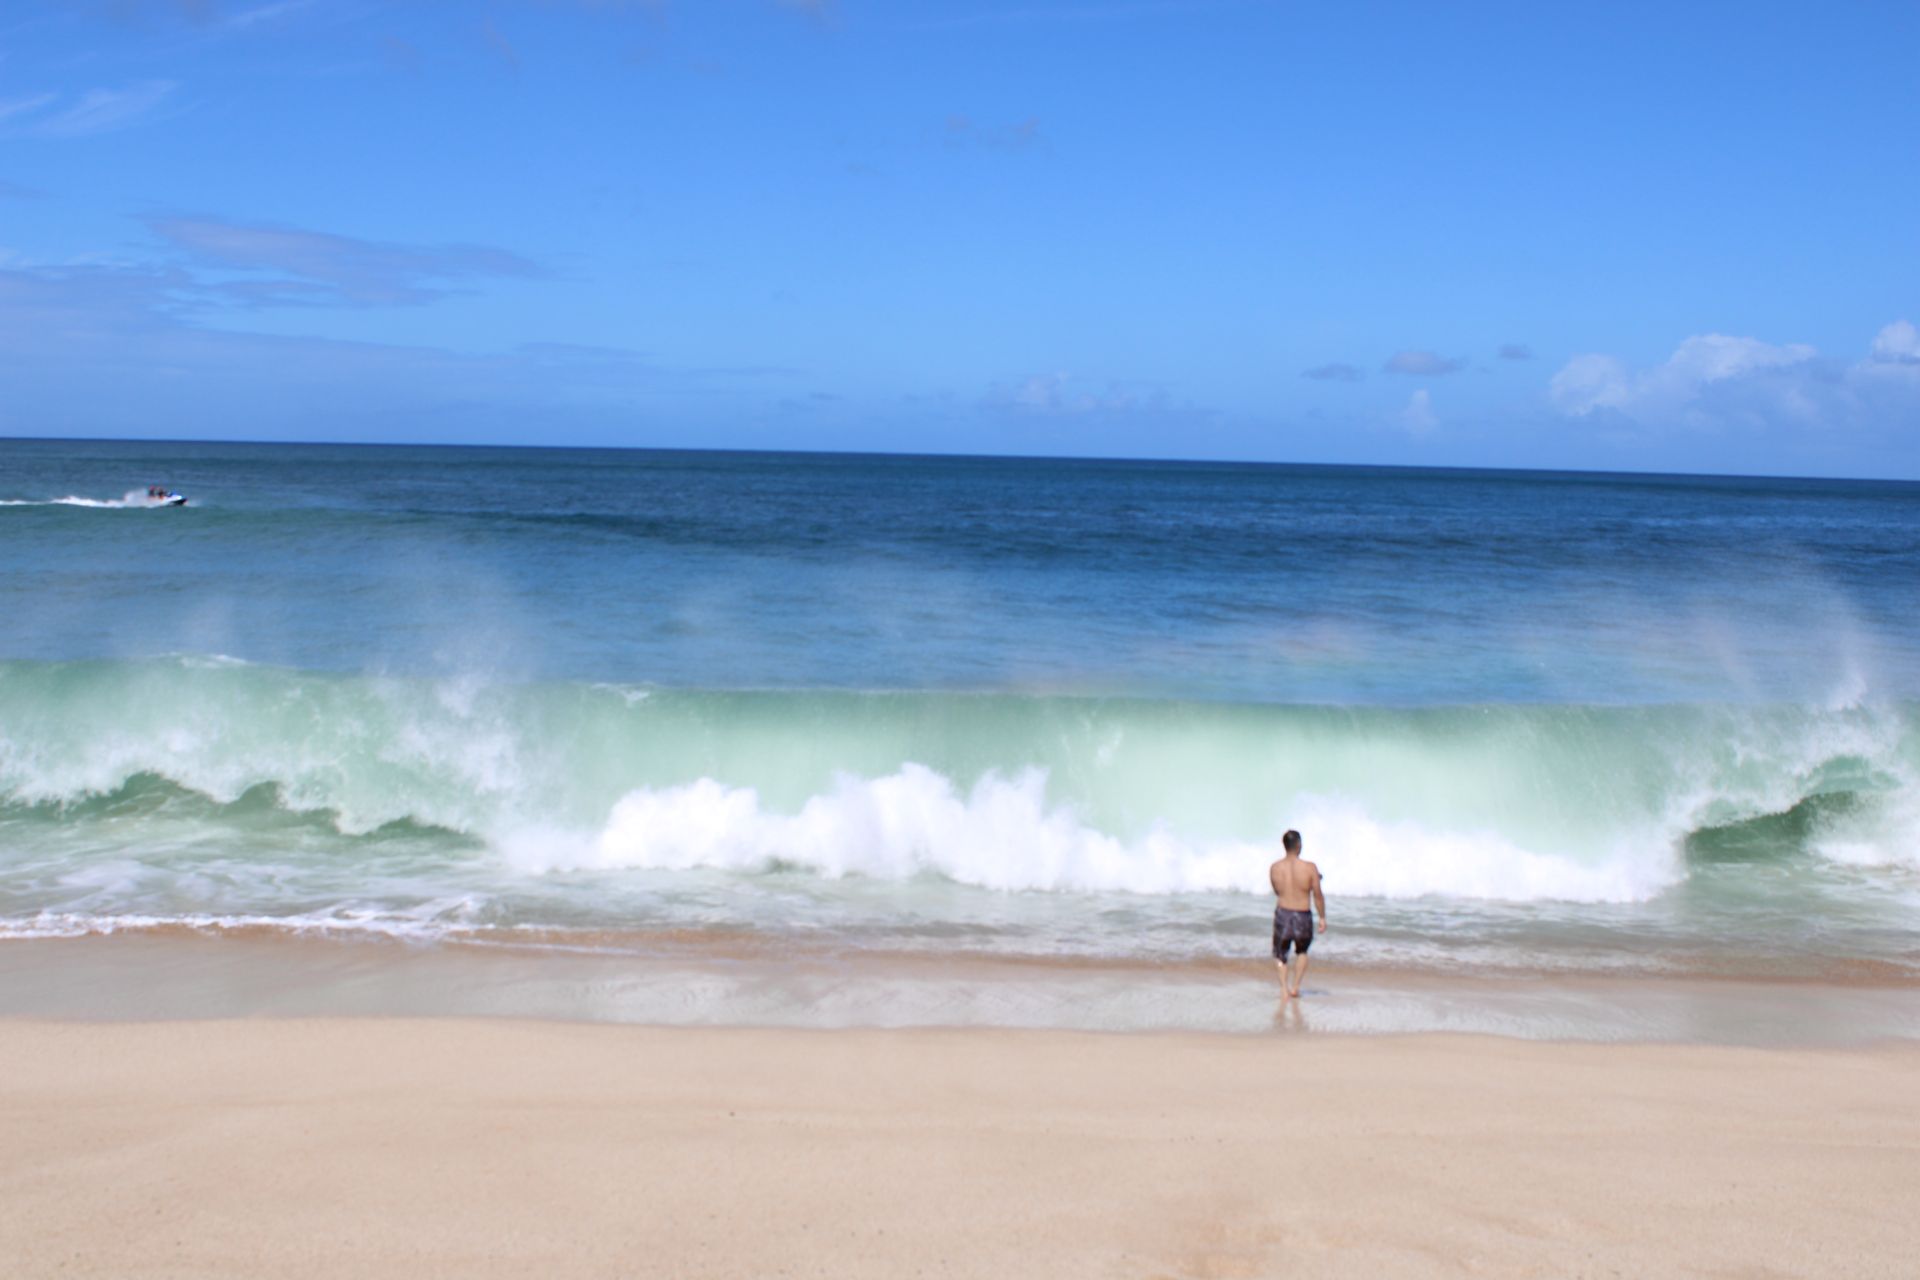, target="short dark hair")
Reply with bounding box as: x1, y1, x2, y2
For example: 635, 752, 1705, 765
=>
1282, 830, 1301, 853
